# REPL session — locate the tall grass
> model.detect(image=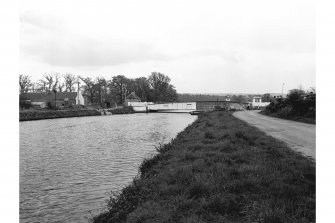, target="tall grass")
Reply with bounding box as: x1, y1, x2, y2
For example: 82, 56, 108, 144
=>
93, 111, 315, 223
